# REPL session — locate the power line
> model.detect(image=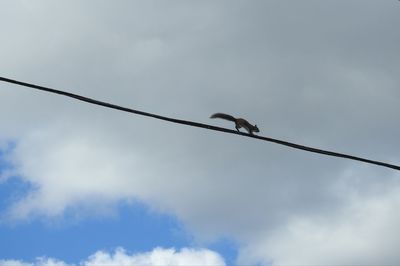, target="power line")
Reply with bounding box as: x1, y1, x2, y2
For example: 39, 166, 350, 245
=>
1, 76, 399, 171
